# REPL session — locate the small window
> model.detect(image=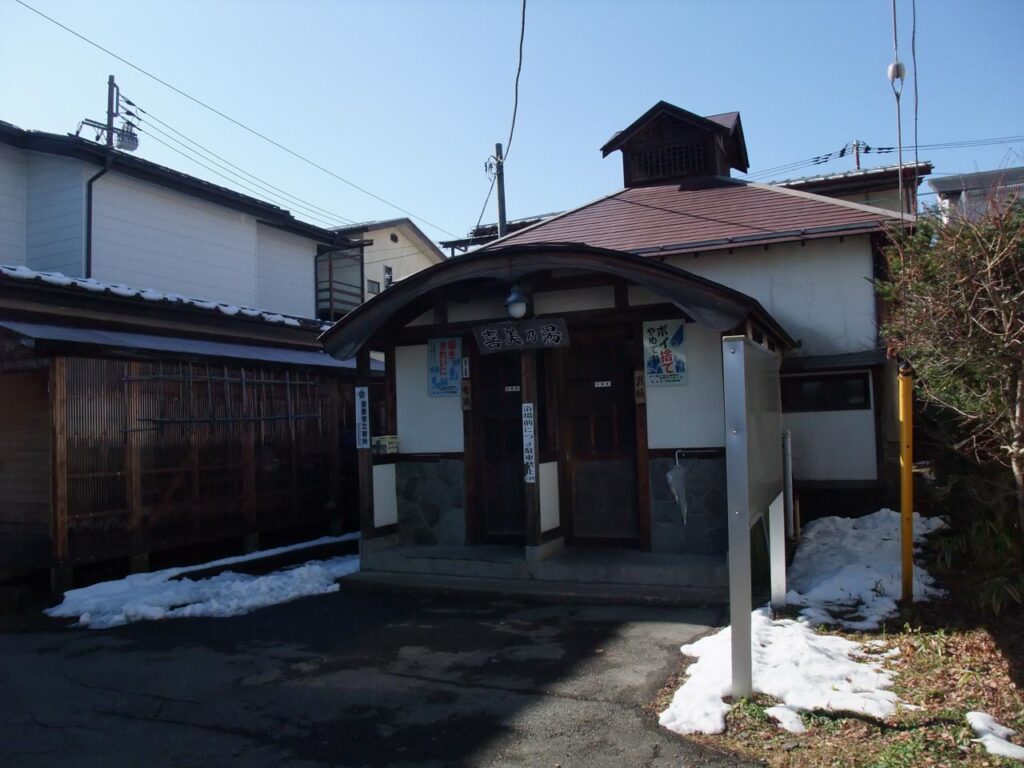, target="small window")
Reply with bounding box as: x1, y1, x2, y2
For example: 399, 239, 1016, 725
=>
367, 279, 381, 295
389, 232, 399, 243
383, 265, 394, 289
781, 372, 871, 412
